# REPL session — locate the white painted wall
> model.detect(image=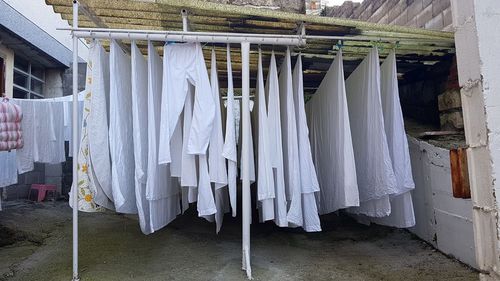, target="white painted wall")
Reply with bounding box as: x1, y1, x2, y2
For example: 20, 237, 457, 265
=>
0, 43, 14, 98
3, 0, 88, 60
451, 0, 500, 279
408, 136, 477, 268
